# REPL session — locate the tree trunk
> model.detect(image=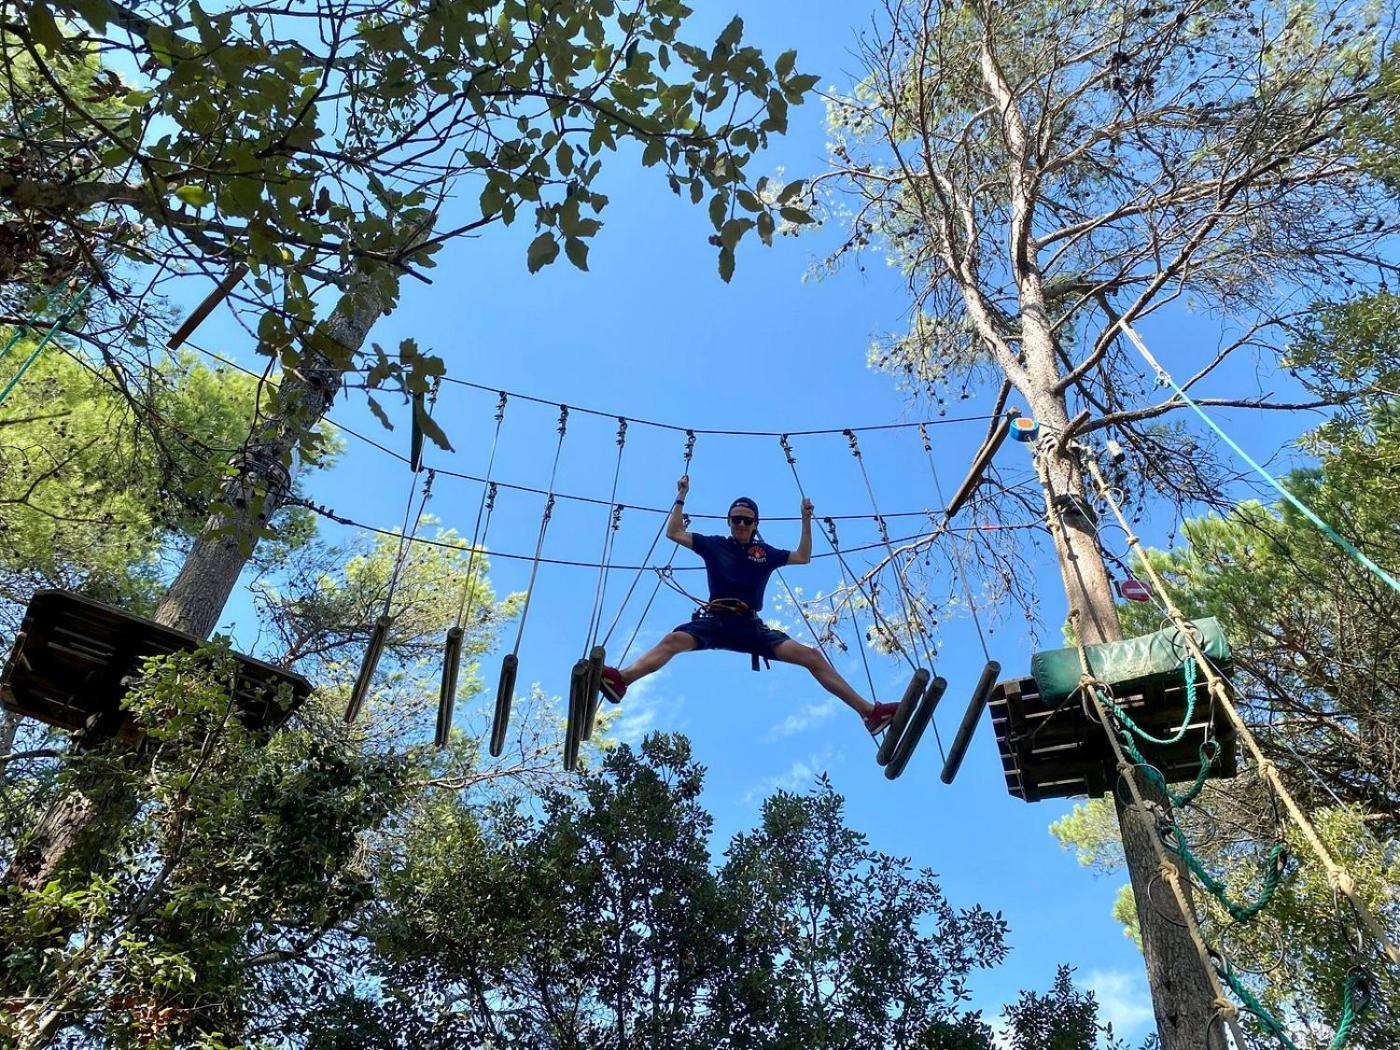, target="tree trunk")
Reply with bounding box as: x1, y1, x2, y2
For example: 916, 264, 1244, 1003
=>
154, 274, 390, 638
4, 261, 406, 894
1025, 394, 1225, 1050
